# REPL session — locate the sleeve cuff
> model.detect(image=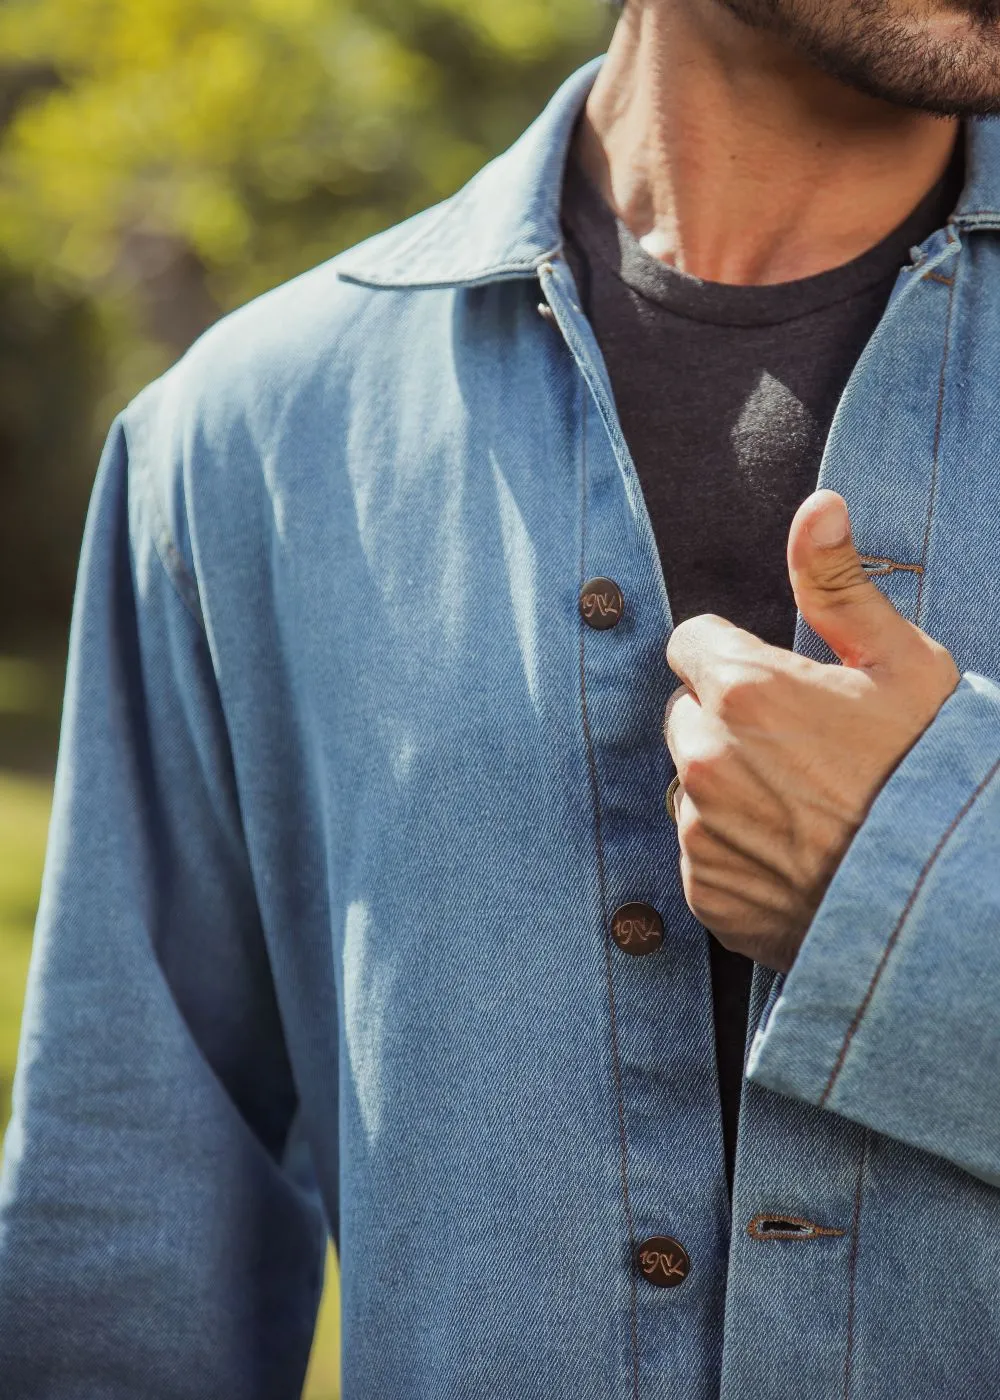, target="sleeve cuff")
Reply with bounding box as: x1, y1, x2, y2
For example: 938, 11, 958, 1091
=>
746, 672, 1000, 1115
